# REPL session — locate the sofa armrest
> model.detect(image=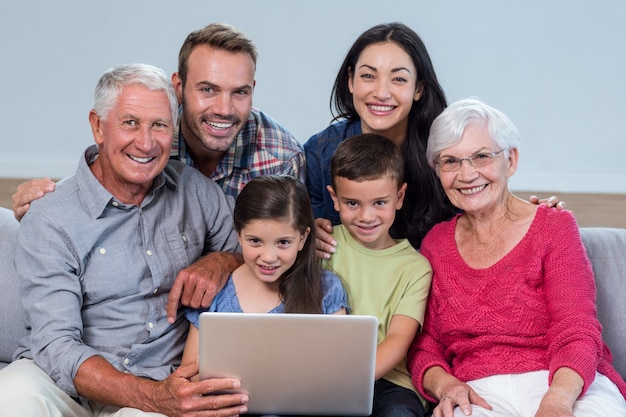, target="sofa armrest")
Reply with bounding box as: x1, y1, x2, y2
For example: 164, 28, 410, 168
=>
580, 227, 626, 380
